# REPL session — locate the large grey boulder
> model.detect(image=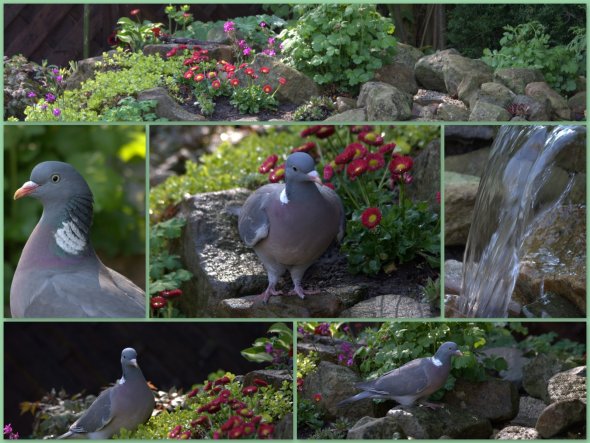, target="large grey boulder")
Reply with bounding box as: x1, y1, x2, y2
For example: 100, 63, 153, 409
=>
442, 54, 493, 97
406, 139, 440, 206
393, 43, 424, 69
525, 82, 571, 120
414, 49, 460, 92
494, 68, 544, 95
243, 369, 292, 390
445, 147, 491, 177
357, 82, 412, 121
347, 416, 405, 439
138, 88, 205, 121
470, 82, 515, 109
510, 396, 547, 428
373, 63, 418, 95
522, 354, 569, 402
509, 95, 551, 121
444, 171, 480, 246
340, 294, 431, 318
469, 101, 511, 121
495, 426, 539, 439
